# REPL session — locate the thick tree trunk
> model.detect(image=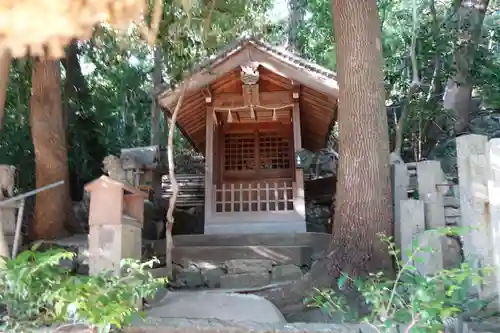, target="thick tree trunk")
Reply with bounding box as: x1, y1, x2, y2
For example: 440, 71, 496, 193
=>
0, 50, 12, 131
253, 0, 393, 314
30, 58, 72, 240
330, 0, 393, 275
443, 0, 489, 134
